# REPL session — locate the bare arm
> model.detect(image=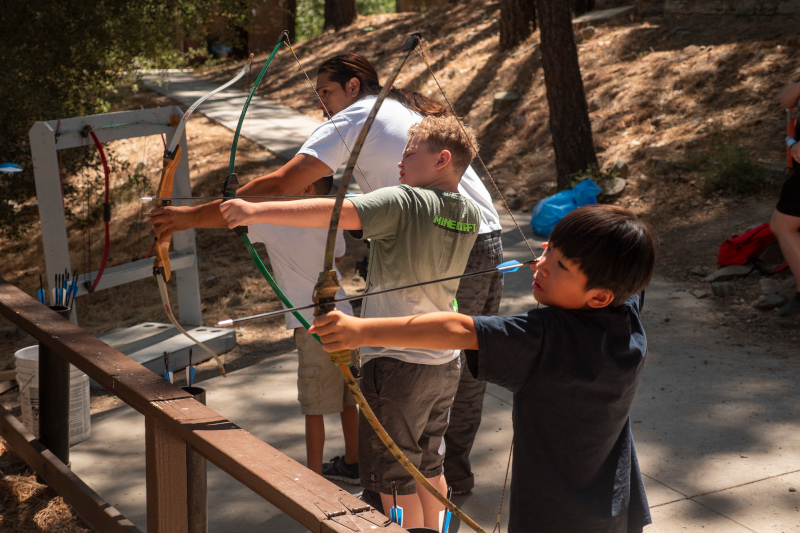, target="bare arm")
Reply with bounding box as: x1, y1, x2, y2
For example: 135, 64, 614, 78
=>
310, 310, 479, 353
780, 81, 800, 109
219, 198, 362, 230
148, 154, 332, 243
